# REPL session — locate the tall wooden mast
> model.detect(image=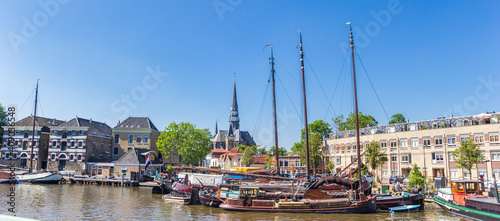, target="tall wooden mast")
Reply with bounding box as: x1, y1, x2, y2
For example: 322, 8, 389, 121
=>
270, 46, 280, 176
298, 30, 311, 176
29, 80, 39, 173
348, 23, 363, 189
